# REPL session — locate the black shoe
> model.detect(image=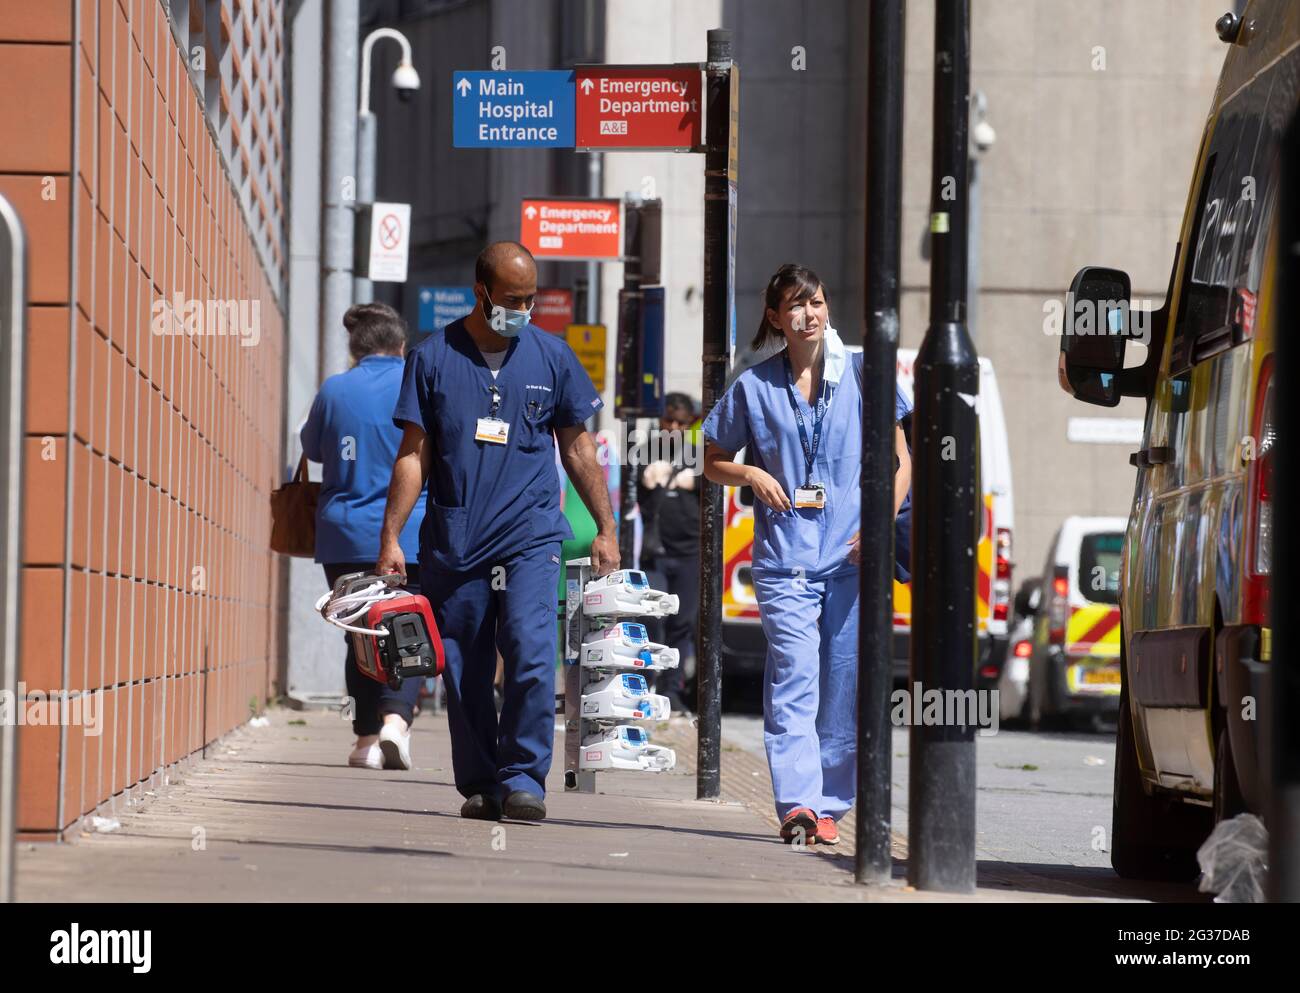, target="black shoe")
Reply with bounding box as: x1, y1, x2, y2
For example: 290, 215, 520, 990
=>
502, 790, 546, 821
460, 793, 502, 821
